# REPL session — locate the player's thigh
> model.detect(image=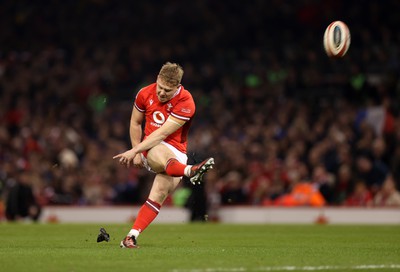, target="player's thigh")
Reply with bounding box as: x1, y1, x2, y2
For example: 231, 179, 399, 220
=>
148, 173, 181, 204
147, 144, 175, 173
